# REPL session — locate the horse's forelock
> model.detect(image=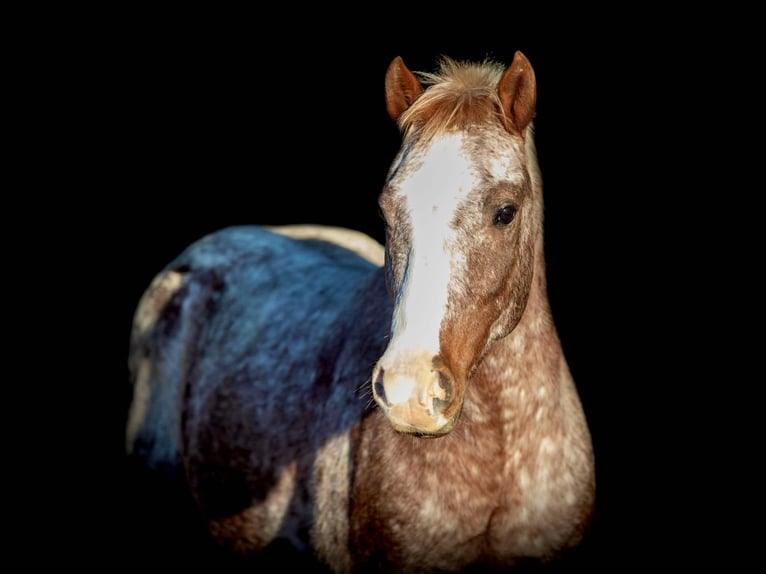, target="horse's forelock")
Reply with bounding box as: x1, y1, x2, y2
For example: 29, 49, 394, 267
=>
399, 57, 508, 141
